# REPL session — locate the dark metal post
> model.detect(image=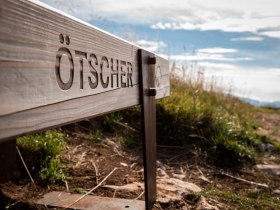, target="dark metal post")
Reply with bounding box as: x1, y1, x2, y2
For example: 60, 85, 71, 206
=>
138, 49, 157, 210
